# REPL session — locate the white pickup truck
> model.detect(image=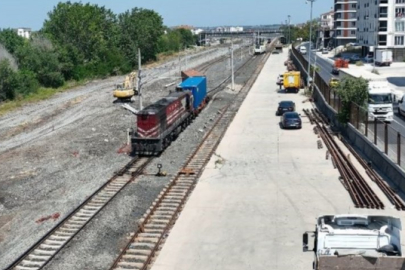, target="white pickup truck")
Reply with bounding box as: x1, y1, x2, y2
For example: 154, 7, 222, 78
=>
303, 214, 404, 270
